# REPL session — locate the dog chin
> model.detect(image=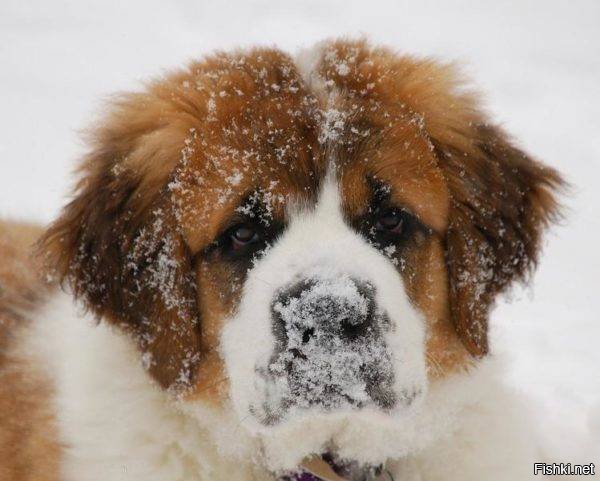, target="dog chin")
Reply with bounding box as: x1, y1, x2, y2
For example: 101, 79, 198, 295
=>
241, 403, 426, 474
181, 395, 426, 476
